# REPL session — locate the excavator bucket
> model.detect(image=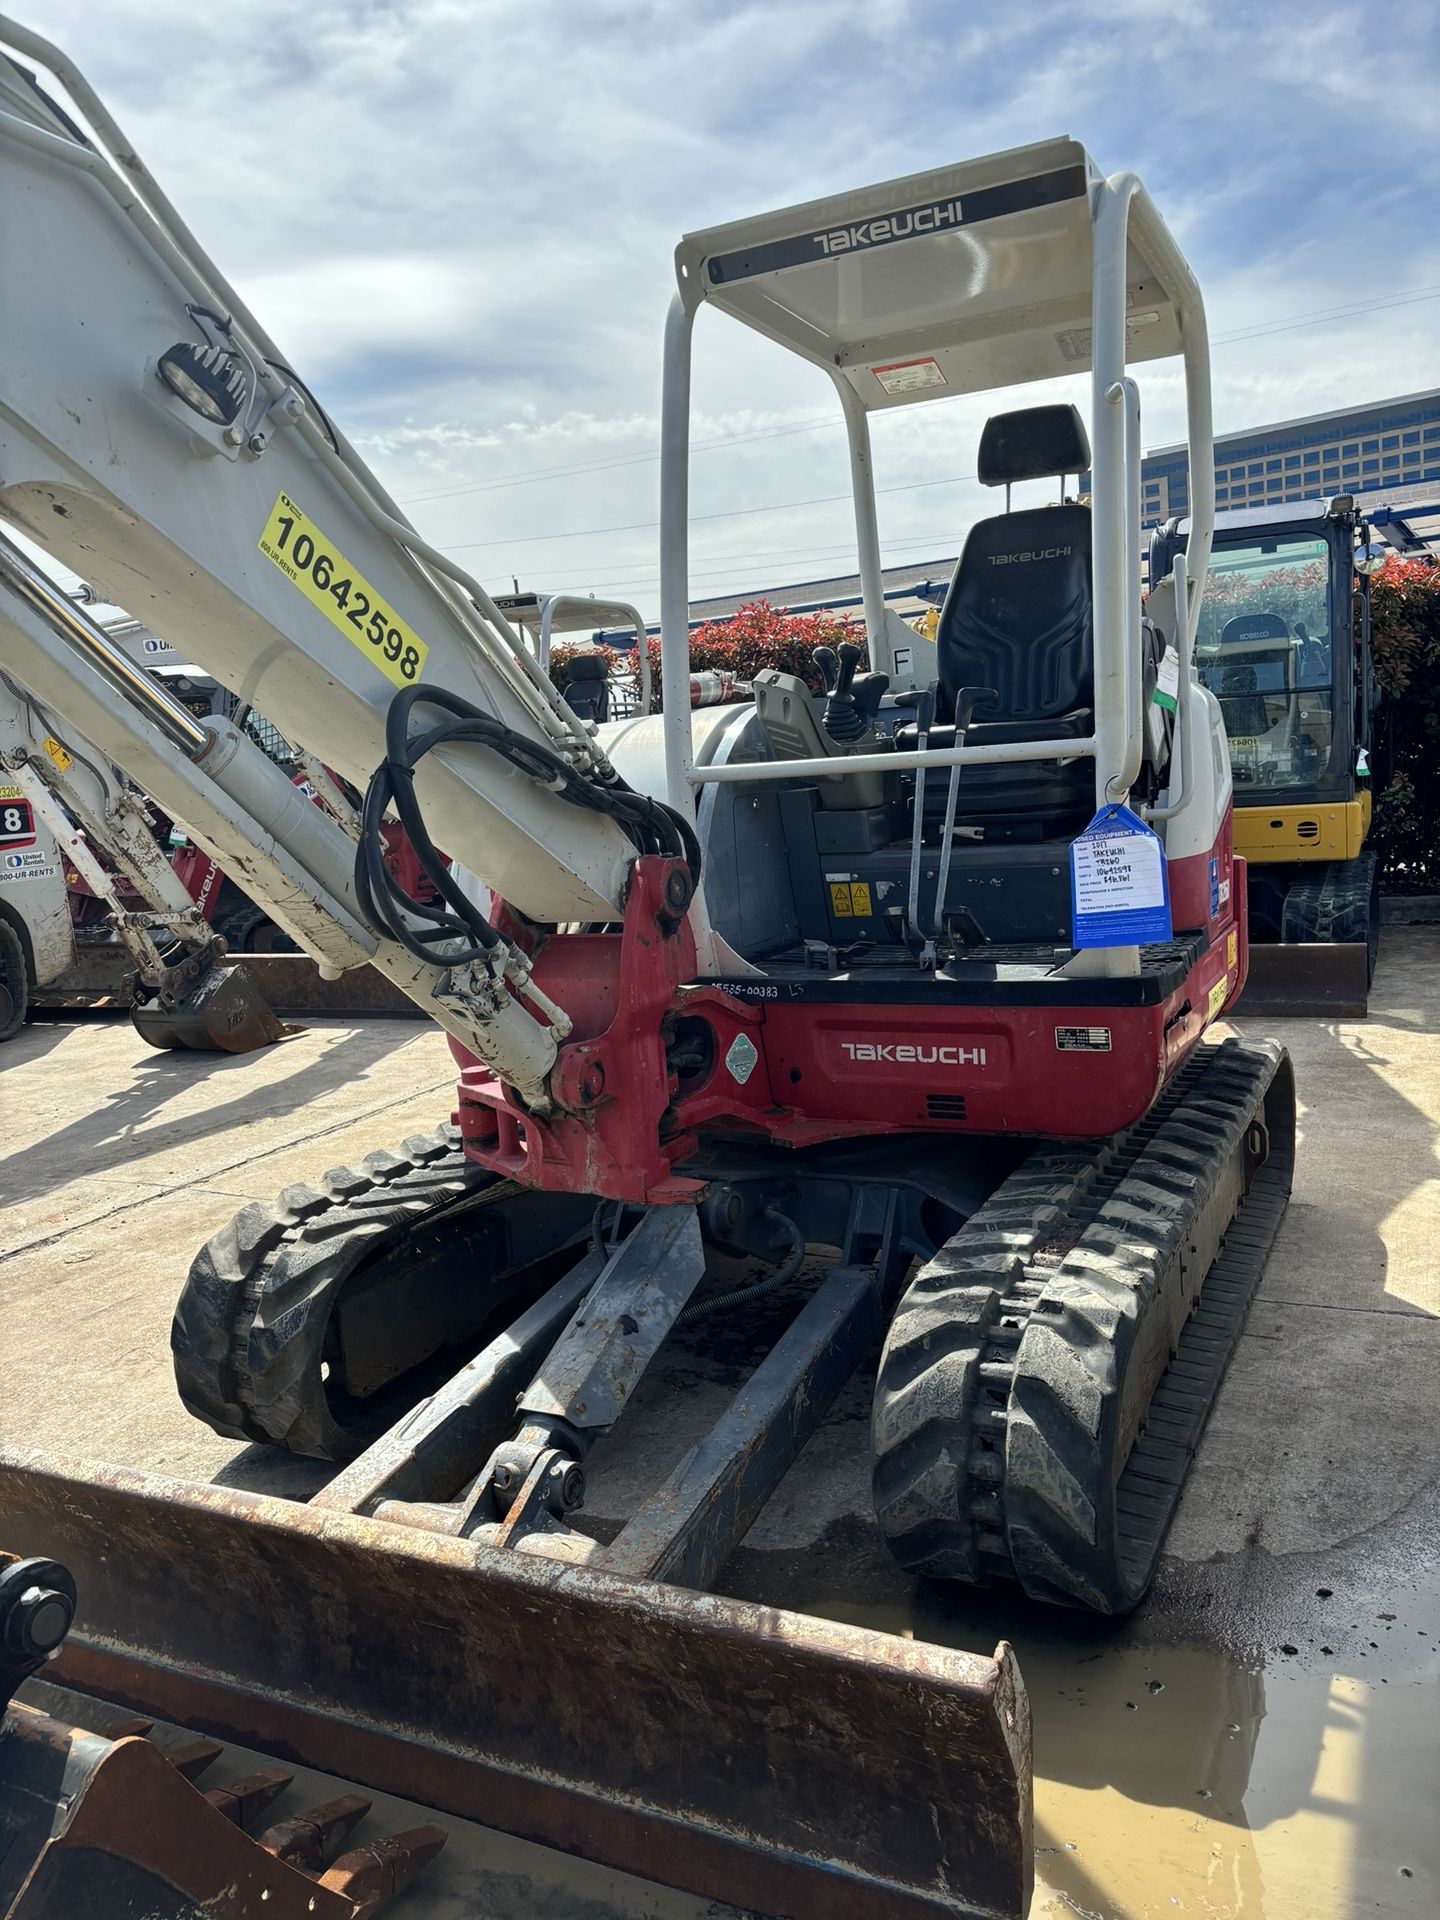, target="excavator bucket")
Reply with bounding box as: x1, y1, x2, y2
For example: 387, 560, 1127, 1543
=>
1231, 941, 1370, 1020
0, 1703, 446, 1919
130, 960, 294, 1054
0, 1452, 1033, 1920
